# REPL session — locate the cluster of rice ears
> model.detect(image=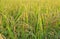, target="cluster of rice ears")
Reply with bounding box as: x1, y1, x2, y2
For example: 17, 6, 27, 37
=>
0, 0, 60, 39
